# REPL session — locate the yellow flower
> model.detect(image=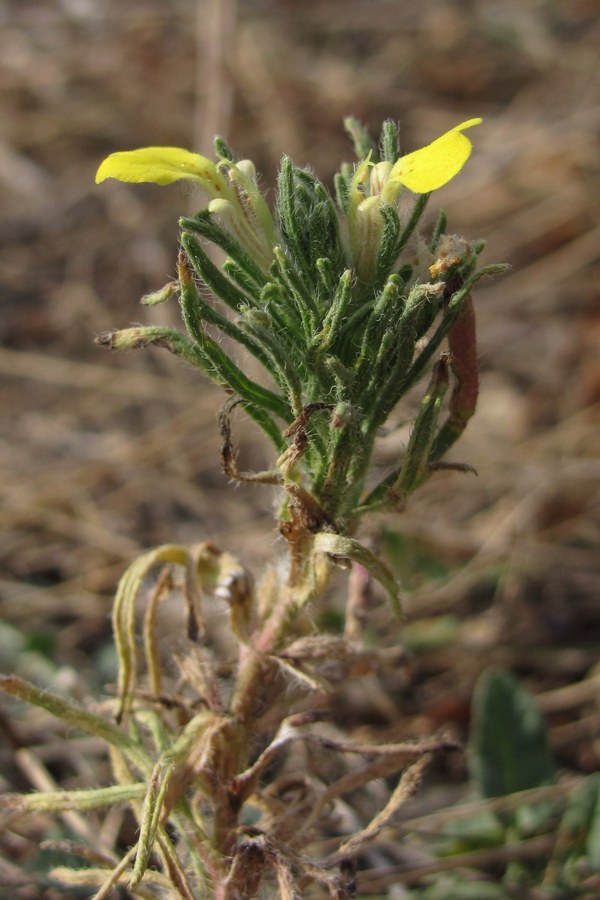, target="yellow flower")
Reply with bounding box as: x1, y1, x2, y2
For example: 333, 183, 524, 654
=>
95, 147, 276, 269
347, 118, 482, 281
387, 117, 482, 195
95, 146, 228, 192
